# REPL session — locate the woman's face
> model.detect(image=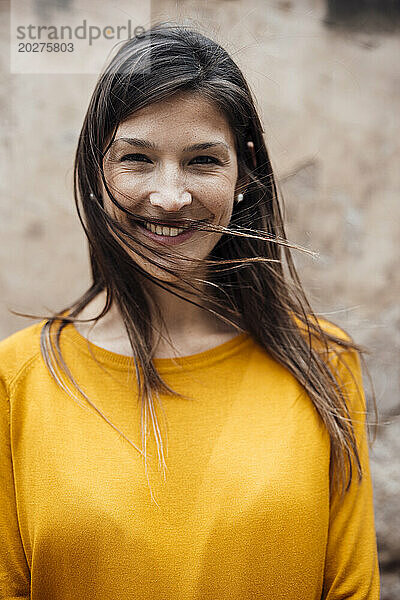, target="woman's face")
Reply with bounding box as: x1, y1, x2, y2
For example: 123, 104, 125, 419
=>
100, 91, 241, 282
